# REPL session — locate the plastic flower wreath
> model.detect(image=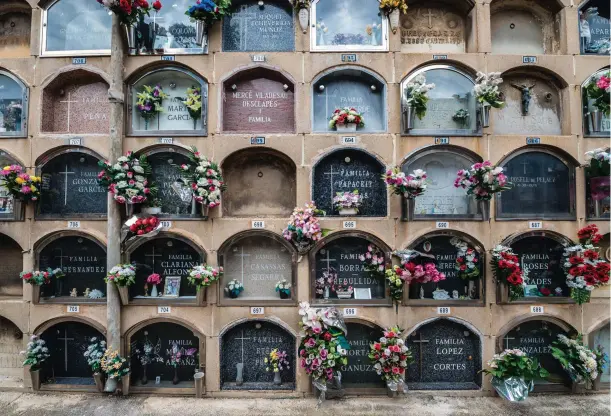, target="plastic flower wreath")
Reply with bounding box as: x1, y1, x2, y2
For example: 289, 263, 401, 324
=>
490, 245, 528, 301
135, 84, 169, 130
84, 337, 107, 374
454, 161, 512, 201
450, 237, 480, 281
0, 165, 41, 202
104, 264, 137, 287
368, 326, 412, 388
404, 74, 435, 119
473, 72, 504, 108
178, 147, 225, 209
97, 151, 157, 205
298, 302, 349, 384
186, 264, 223, 291
385, 266, 406, 306
20, 335, 50, 371
20, 270, 51, 286
551, 335, 600, 388
328, 107, 365, 129
96, 0, 162, 26
332, 190, 362, 212
282, 202, 330, 254
392, 250, 446, 285
383, 168, 427, 199
562, 224, 610, 304
482, 348, 548, 383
